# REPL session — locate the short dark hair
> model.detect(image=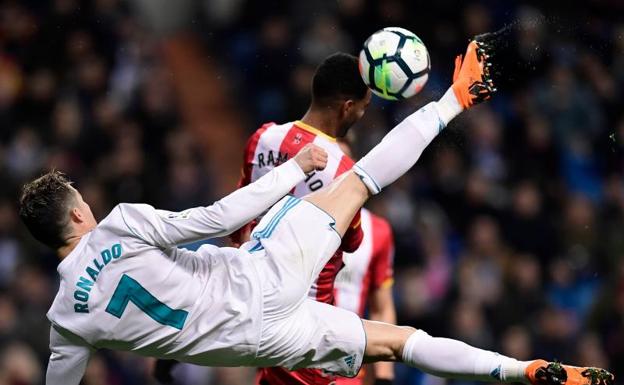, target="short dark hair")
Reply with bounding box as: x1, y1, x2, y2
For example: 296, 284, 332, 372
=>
19, 171, 76, 249
312, 52, 368, 105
